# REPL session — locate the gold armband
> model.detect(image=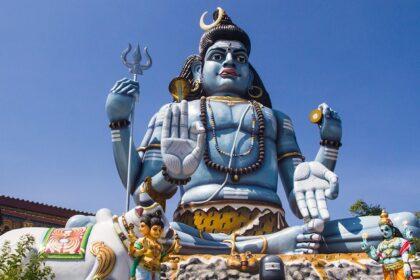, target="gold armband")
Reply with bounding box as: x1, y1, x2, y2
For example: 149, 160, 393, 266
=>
143, 177, 177, 211
277, 152, 305, 162
136, 144, 161, 153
